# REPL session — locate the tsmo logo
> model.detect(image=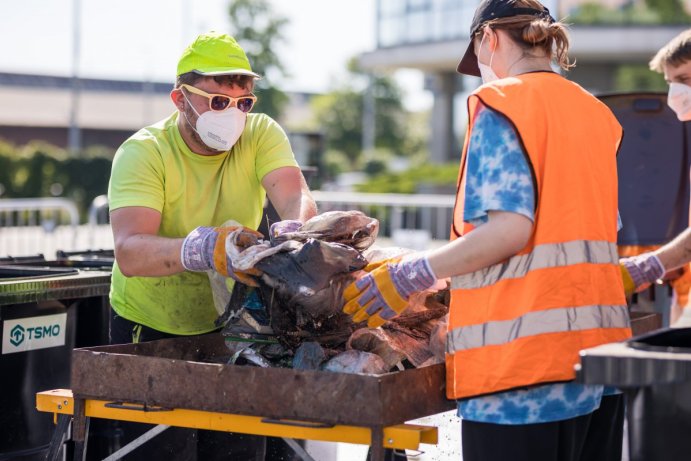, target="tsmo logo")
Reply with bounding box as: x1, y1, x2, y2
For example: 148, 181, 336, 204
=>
9, 324, 25, 347
2, 313, 67, 354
